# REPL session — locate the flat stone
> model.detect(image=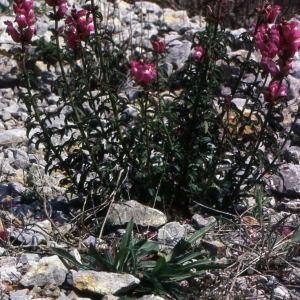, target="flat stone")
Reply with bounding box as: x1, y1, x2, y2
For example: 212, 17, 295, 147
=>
67, 270, 140, 296
191, 214, 216, 229
18, 253, 42, 265
277, 199, 300, 213
201, 240, 226, 256
0, 129, 28, 148
10, 289, 31, 300
108, 200, 167, 227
